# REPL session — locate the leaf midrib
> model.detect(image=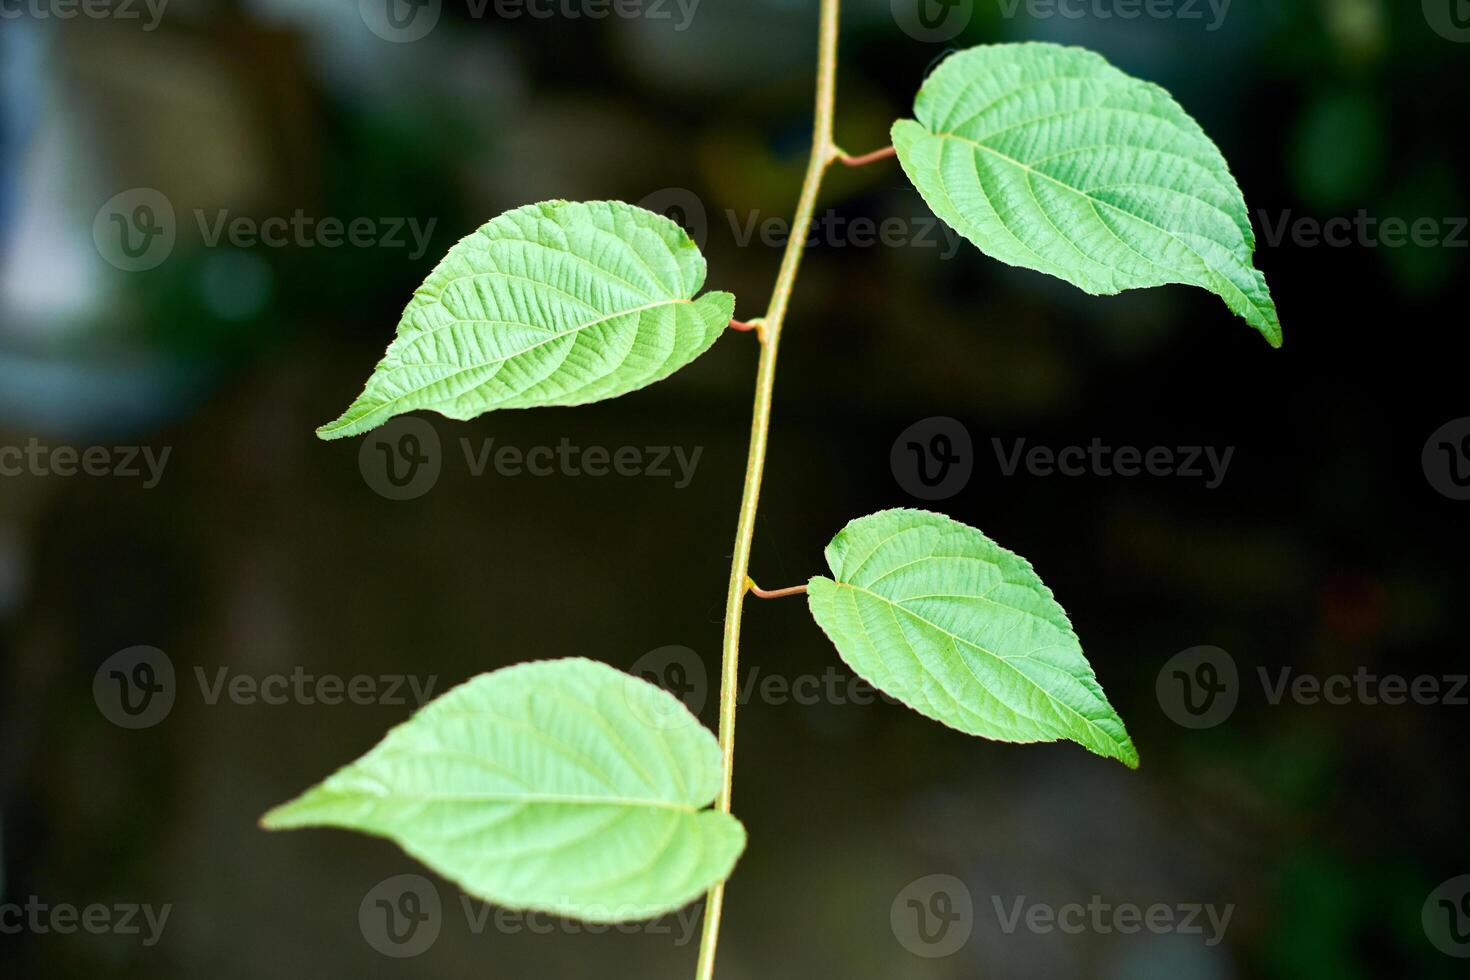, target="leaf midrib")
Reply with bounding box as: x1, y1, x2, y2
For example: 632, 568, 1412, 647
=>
345, 786, 706, 814
320, 297, 697, 434
831, 579, 1127, 754
928, 130, 1263, 317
